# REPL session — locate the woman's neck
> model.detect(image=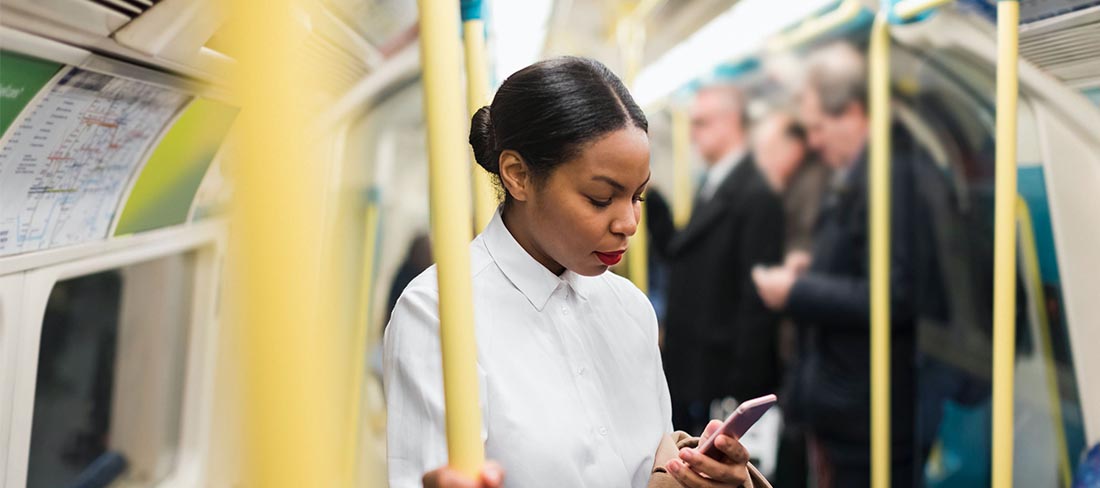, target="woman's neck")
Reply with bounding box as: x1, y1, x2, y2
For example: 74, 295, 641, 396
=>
501, 204, 566, 276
